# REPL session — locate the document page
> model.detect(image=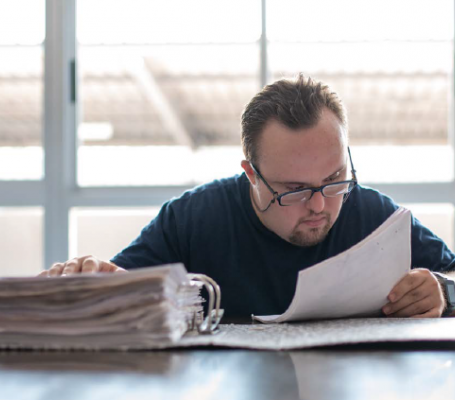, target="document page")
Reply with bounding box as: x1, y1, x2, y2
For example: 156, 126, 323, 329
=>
254, 207, 411, 323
